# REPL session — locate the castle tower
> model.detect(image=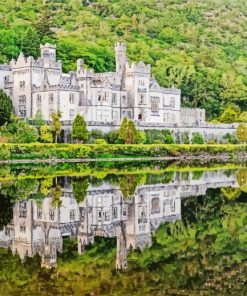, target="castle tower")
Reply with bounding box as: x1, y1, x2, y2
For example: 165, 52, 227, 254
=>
115, 42, 126, 84
116, 222, 128, 269
40, 44, 56, 67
